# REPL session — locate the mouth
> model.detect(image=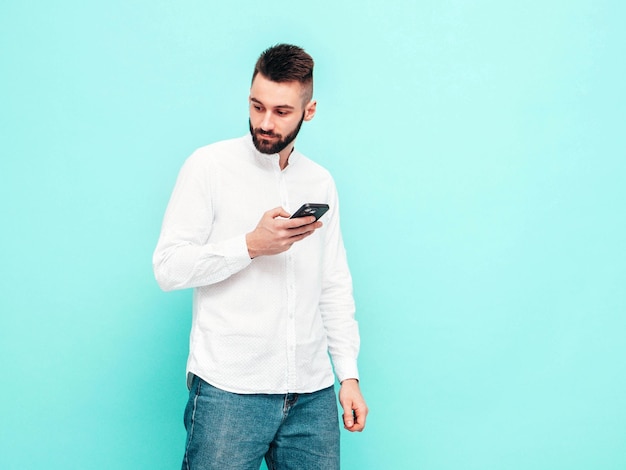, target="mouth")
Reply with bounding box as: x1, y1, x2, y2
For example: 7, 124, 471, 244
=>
256, 131, 279, 140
